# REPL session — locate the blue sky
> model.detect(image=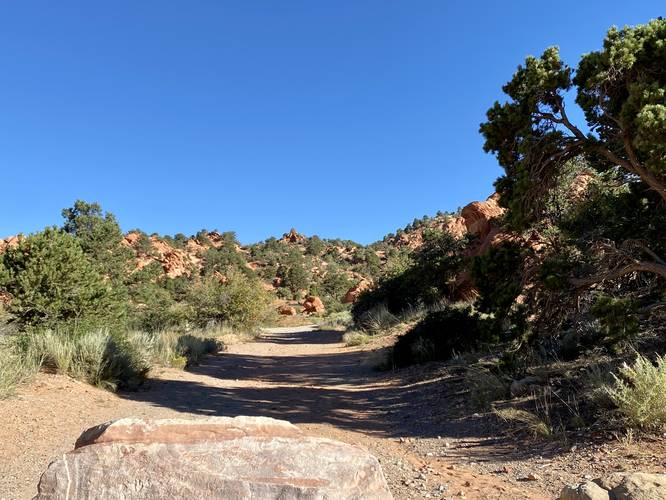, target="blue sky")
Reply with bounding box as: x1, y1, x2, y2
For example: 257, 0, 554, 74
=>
0, 2, 662, 244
